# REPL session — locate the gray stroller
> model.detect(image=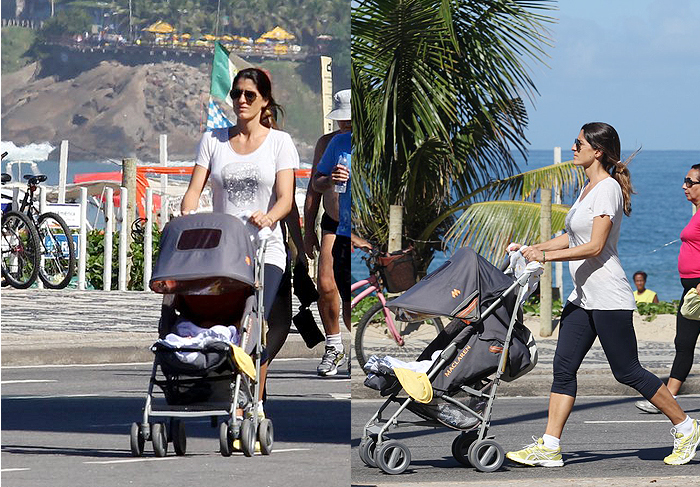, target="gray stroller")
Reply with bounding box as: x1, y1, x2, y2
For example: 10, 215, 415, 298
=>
359, 246, 541, 474
129, 213, 272, 458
